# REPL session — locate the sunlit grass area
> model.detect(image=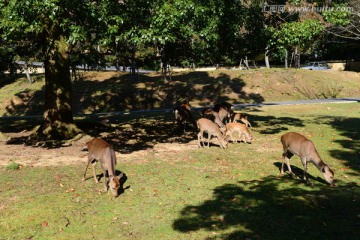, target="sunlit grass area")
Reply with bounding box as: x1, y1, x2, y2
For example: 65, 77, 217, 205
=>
0, 102, 359, 239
